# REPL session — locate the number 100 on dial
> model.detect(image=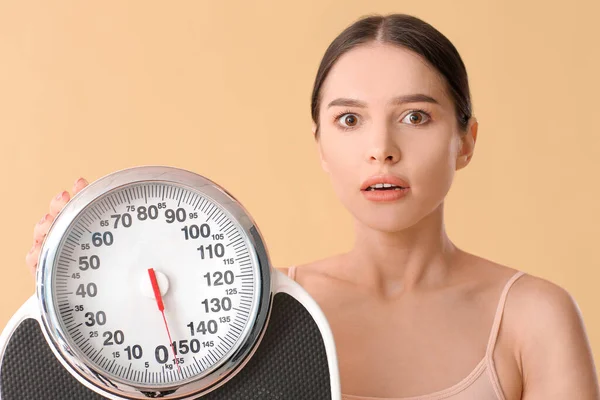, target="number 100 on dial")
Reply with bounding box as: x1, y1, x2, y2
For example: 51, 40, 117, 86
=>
42, 179, 264, 392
